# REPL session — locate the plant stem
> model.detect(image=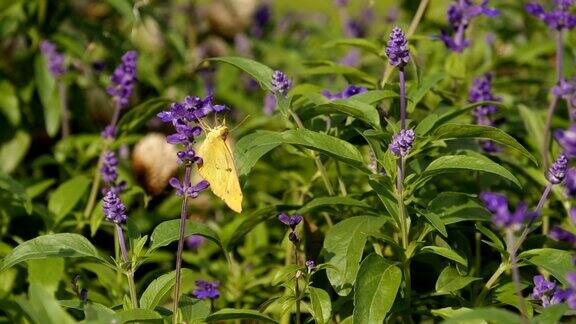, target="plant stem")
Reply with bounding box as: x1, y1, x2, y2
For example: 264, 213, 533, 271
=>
294, 246, 301, 324
475, 262, 507, 306
58, 81, 70, 139
542, 30, 564, 167
116, 223, 138, 308
506, 230, 528, 323
381, 0, 430, 88
513, 184, 552, 254
172, 166, 192, 322
288, 109, 335, 196
399, 68, 407, 129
